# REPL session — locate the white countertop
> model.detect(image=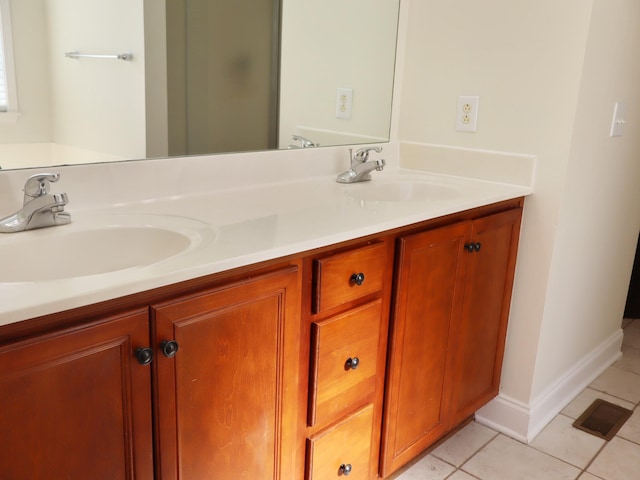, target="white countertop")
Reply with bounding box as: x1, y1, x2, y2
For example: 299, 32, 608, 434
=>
0, 165, 532, 327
